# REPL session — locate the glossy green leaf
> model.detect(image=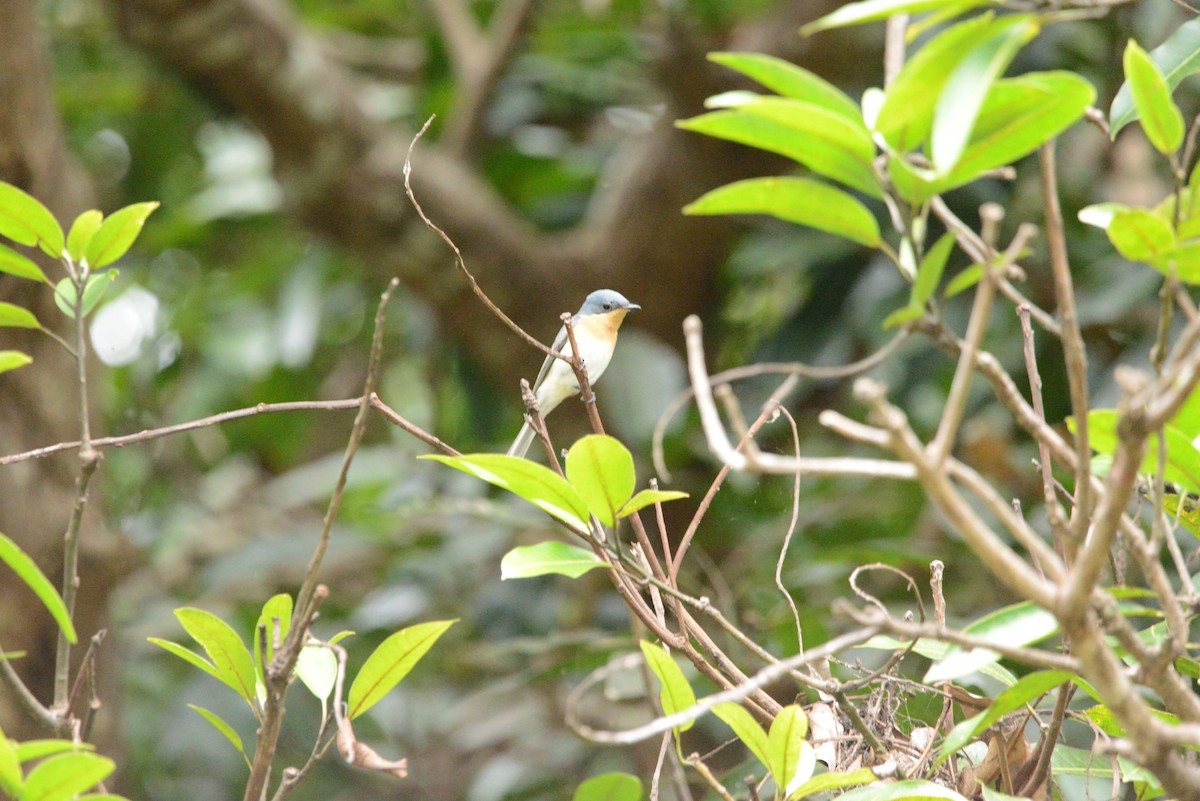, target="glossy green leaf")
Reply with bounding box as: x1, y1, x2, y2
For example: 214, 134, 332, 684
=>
931, 18, 1037, 173
53, 272, 116, 320
1079, 410, 1200, 494
500, 541, 607, 580
882, 304, 924, 330
936, 71, 1094, 192
876, 14, 1016, 152
348, 619, 456, 719
573, 773, 643, 801
11, 741, 91, 763
924, 601, 1058, 682
838, 779, 971, 801
0, 242, 48, 282
1112, 23, 1200, 139
1077, 202, 1131, 230
0, 303, 39, 330
66, 211, 103, 263
295, 642, 337, 702
0, 532, 76, 645
640, 641, 696, 732
19, 752, 114, 801
767, 704, 808, 793
1106, 208, 1175, 263
713, 702, 770, 768
84, 201, 158, 268
708, 52, 863, 123
187, 705, 250, 767
685, 177, 880, 247
0, 181, 63, 258
175, 608, 258, 705
618, 489, 689, 518
788, 768, 879, 800
935, 670, 1073, 765
1123, 40, 1184, 155
1152, 240, 1200, 283
565, 435, 635, 527
421, 453, 589, 532
802, 0, 985, 35
0, 730, 19, 798
679, 104, 880, 197
254, 593, 293, 677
